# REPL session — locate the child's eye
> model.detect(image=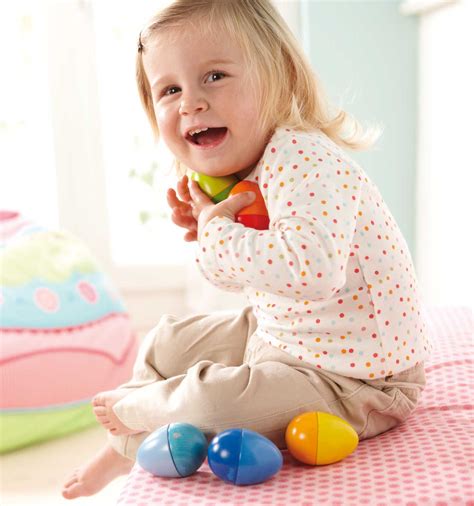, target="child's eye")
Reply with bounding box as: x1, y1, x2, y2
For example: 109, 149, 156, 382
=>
205, 71, 226, 83
158, 72, 225, 100
162, 86, 181, 97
